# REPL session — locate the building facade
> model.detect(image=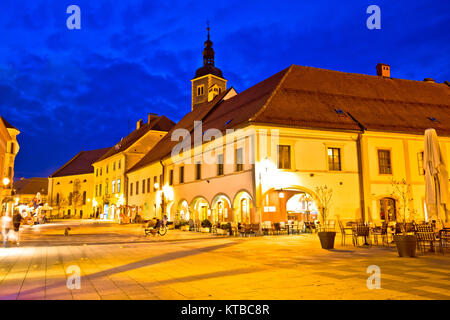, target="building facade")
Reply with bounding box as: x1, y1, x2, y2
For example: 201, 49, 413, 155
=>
48, 148, 110, 218
92, 114, 174, 220
13, 177, 48, 206
0, 116, 20, 215
125, 30, 450, 226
